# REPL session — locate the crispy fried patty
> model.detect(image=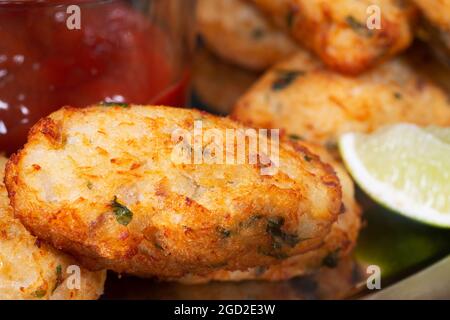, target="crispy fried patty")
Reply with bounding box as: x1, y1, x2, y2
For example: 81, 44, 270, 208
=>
5, 105, 342, 278
0, 156, 105, 300
232, 50, 450, 150
179, 142, 361, 283
250, 0, 417, 74
197, 0, 298, 70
